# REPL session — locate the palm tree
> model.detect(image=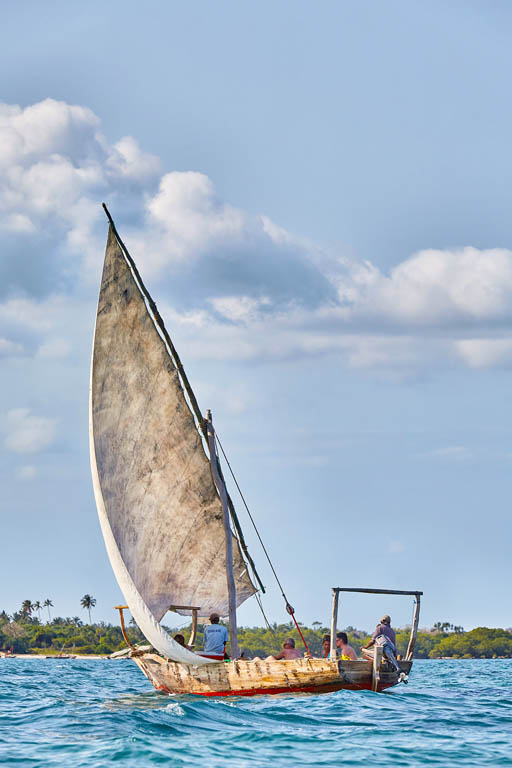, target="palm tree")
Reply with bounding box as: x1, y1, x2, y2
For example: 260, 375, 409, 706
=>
33, 601, 42, 621
21, 599, 32, 619
43, 599, 53, 623
80, 594, 97, 625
